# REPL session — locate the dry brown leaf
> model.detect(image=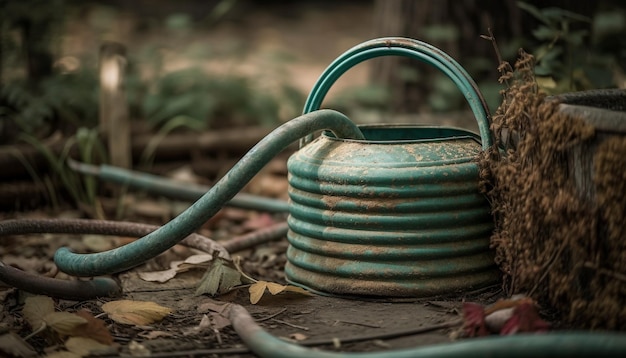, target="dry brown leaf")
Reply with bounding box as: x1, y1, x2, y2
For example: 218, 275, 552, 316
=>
72, 310, 114, 345
139, 254, 215, 283
65, 337, 111, 357
101, 300, 172, 326
23, 295, 55, 329
249, 281, 313, 304
197, 298, 229, 314
282, 285, 313, 296
43, 312, 87, 336
0, 331, 37, 357
249, 281, 268, 304
266, 282, 287, 295
137, 264, 181, 283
